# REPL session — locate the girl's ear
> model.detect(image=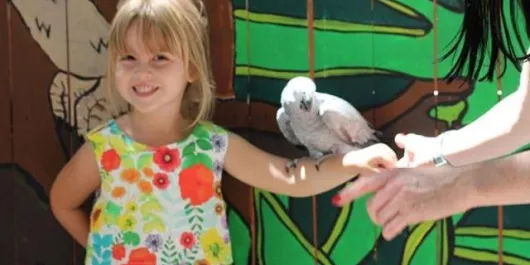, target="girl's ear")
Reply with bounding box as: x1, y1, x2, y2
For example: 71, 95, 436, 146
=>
187, 65, 197, 83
